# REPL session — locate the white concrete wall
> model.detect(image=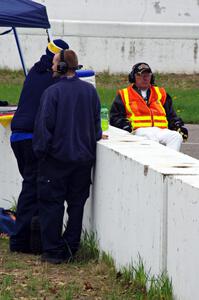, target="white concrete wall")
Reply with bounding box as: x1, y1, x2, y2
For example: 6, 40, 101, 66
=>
90, 142, 166, 274
83, 126, 199, 300
0, 125, 21, 209
38, 0, 199, 23
0, 0, 199, 73
1, 124, 199, 299
167, 175, 199, 300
